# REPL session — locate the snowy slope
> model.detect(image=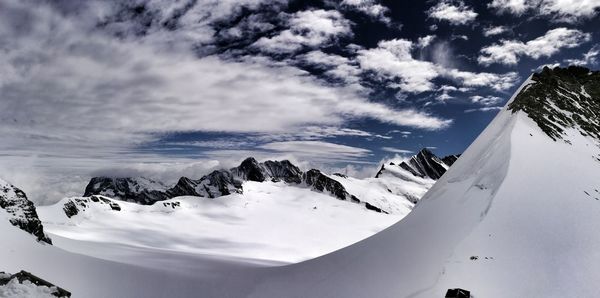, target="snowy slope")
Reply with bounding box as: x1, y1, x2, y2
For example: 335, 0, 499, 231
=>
39, 181, 401, 264
215, 68, 600, 298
